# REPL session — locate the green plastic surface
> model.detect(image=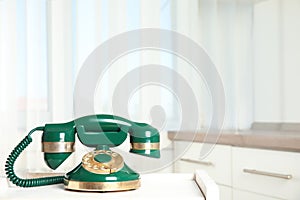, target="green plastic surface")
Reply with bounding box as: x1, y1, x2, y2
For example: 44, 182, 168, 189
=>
94, 154, 112, 163
42, 121, 75, 142
42, 115, 159, 152
74, 115, 160, 153
65, 163, 140, 182
44, 153, 72, 170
